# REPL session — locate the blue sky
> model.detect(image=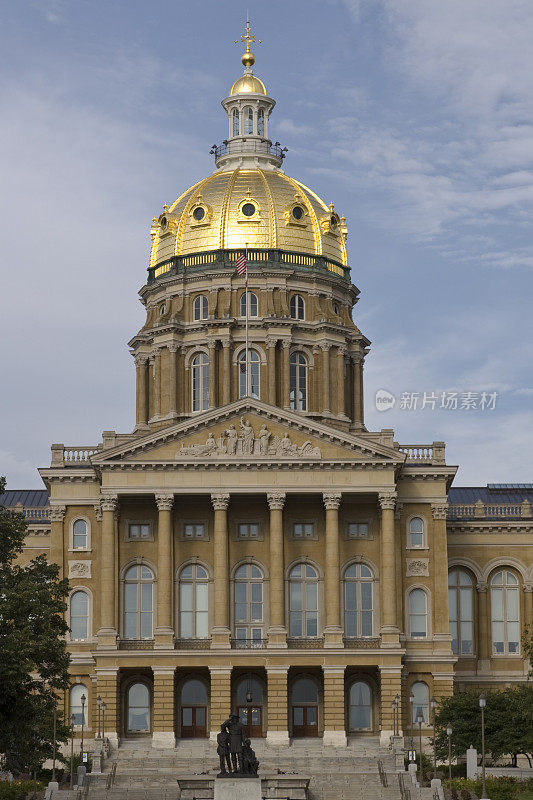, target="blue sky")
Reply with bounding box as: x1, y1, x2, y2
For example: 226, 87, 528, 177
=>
1, 0, 532, 487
